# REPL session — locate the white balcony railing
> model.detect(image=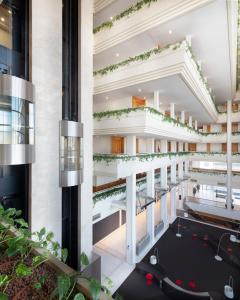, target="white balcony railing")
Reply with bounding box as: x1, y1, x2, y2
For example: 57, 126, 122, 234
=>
94, 40, 218, 122
93, 152, 240, 178
93, 107, 240, 143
